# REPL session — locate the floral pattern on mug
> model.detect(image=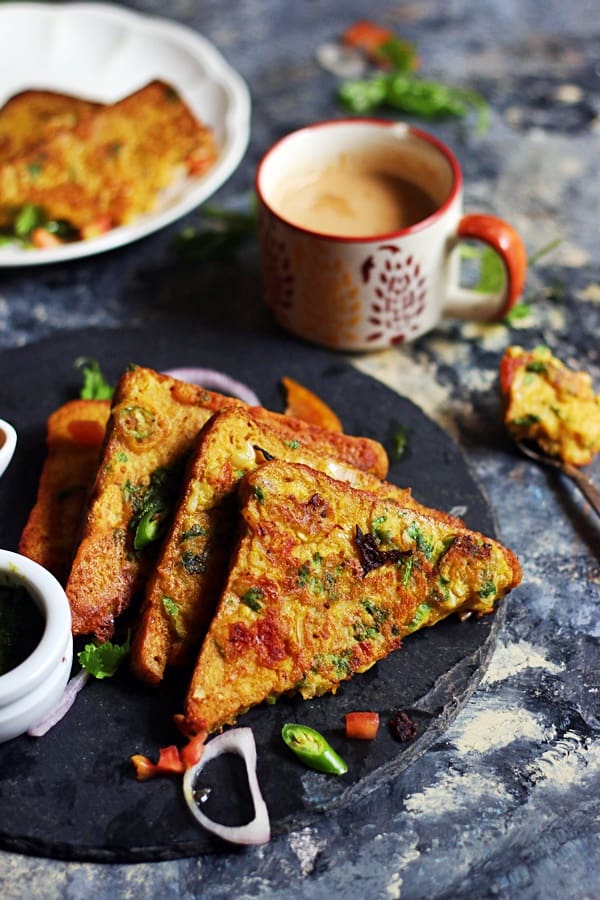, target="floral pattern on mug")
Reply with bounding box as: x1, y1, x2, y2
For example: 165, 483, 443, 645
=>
361, 244, 428, 345
260, 222, 365, 349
